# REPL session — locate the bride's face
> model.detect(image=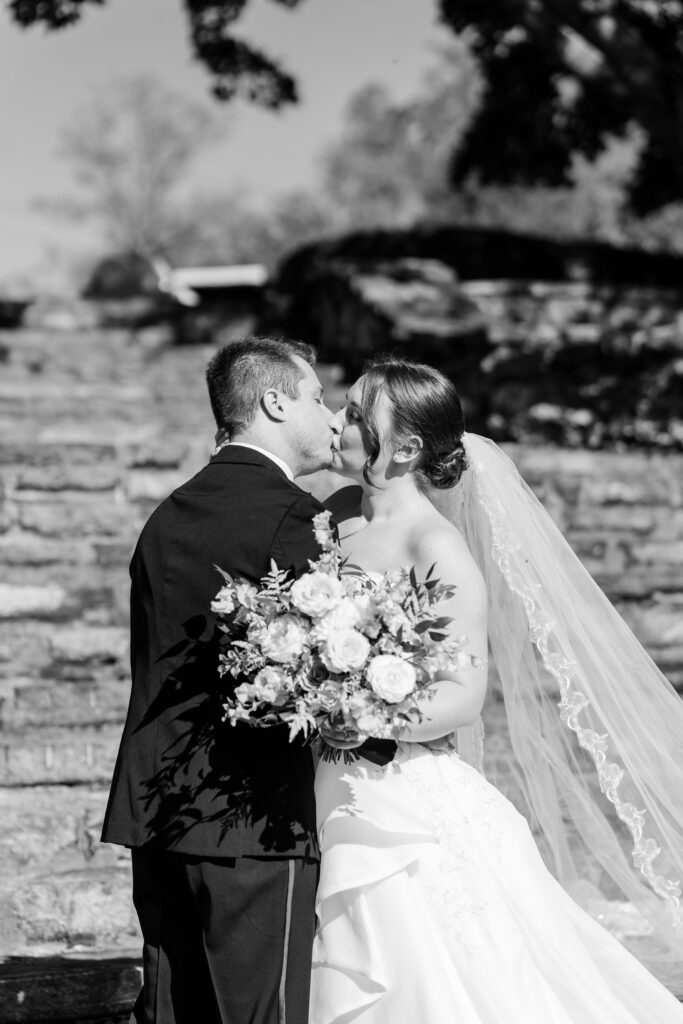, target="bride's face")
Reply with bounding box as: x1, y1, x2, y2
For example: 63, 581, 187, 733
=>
332, 376, 394, 481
